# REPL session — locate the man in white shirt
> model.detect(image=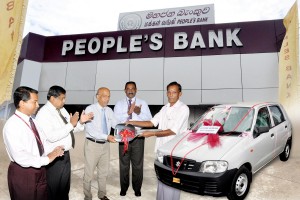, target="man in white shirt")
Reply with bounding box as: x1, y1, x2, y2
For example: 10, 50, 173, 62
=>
36, 85, 93, 200
114, 81, 152, 197
3, 86, 64, 200
127, 81, 190, 200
